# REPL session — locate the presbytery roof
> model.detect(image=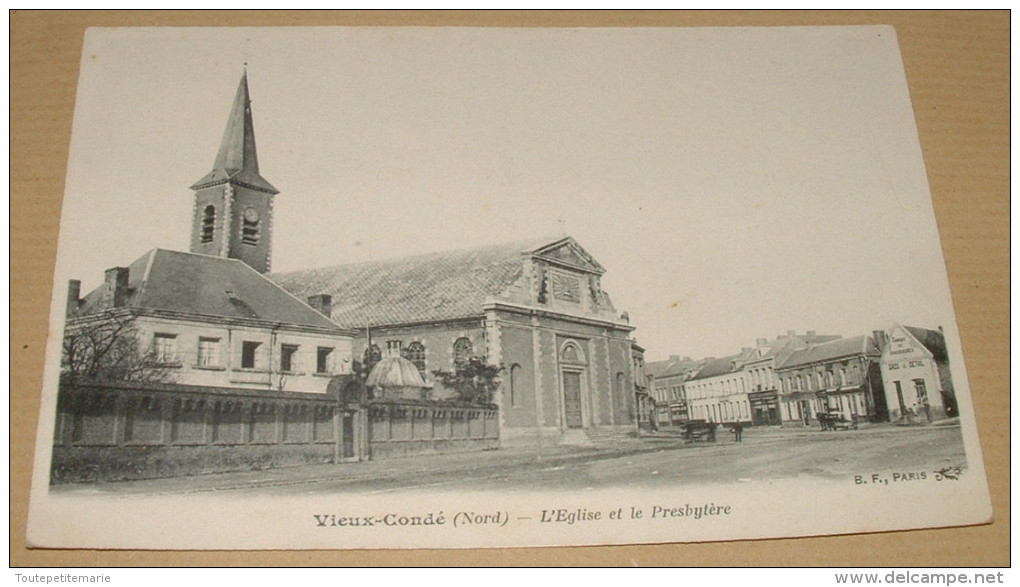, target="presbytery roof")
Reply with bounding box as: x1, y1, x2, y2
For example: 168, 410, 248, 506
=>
73, 249, 345, 333
191, 71, 279, 194
271, 236, 606, 329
